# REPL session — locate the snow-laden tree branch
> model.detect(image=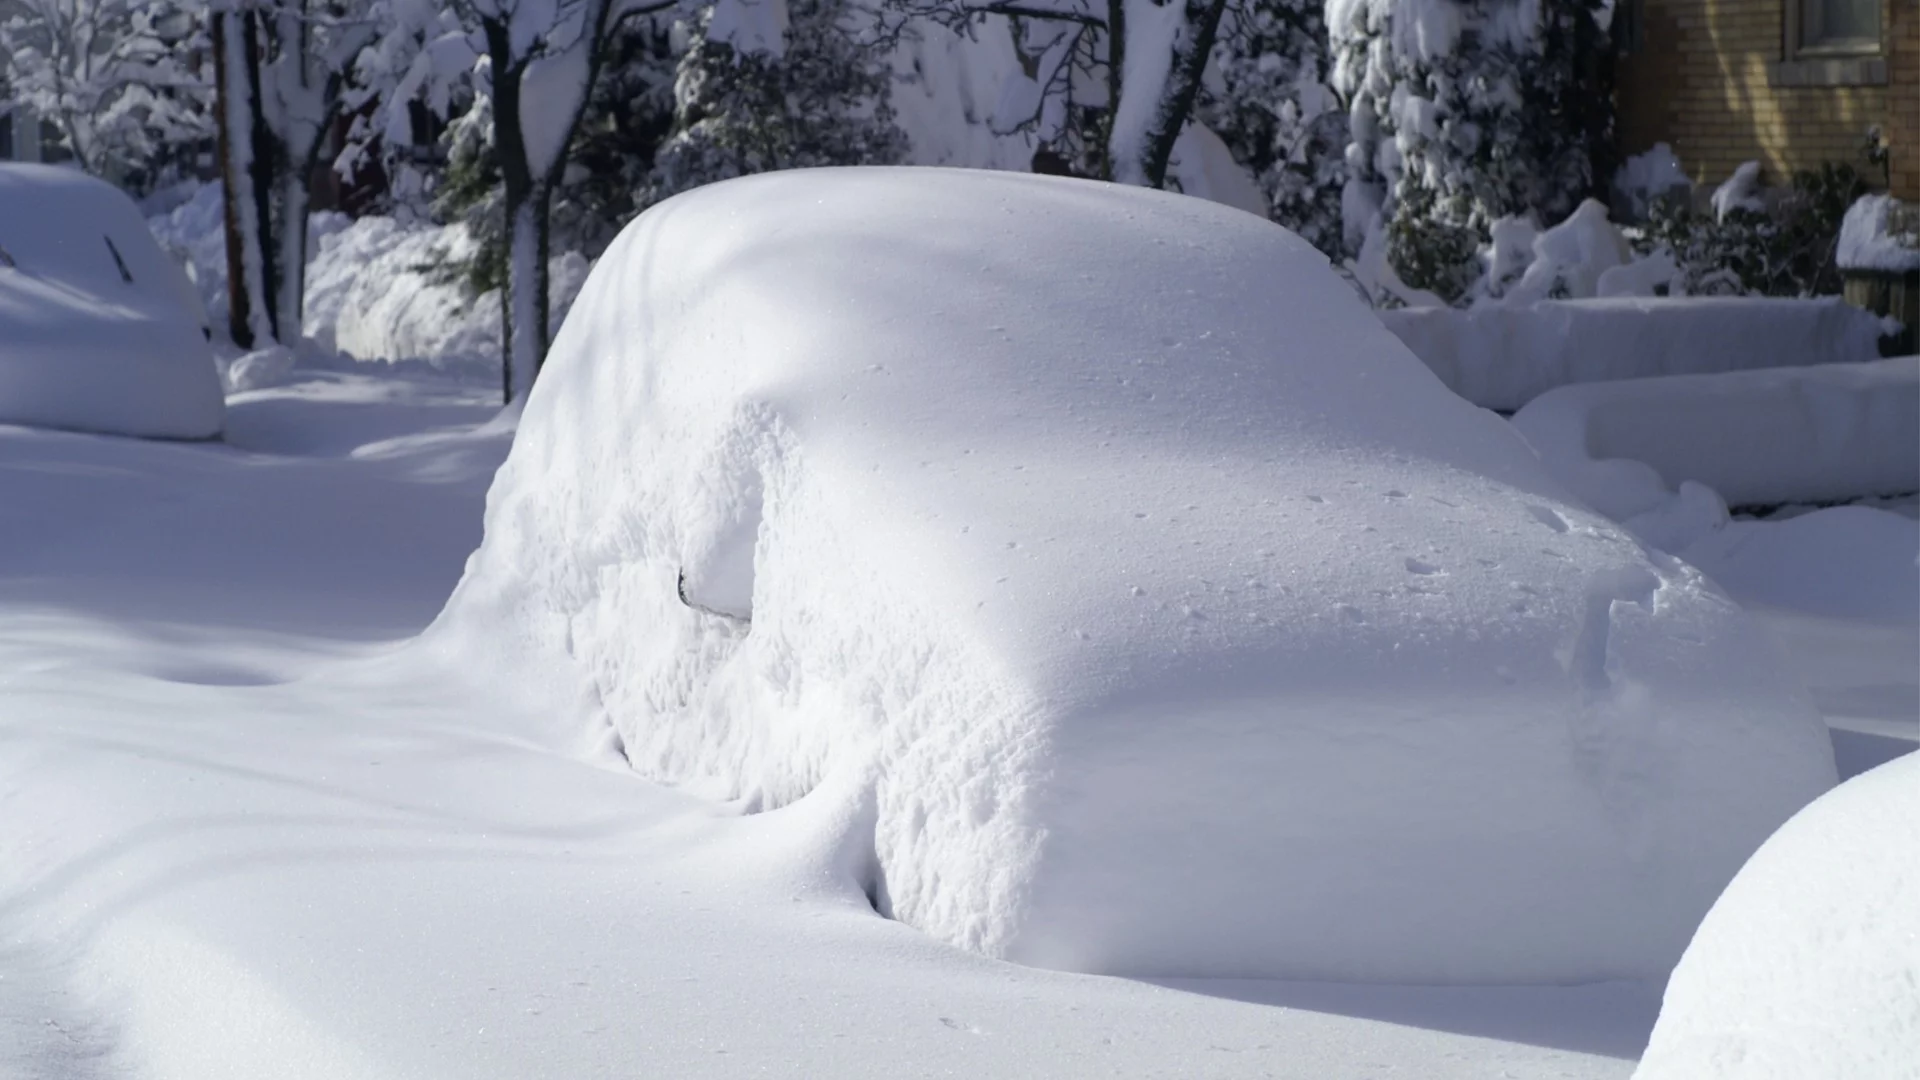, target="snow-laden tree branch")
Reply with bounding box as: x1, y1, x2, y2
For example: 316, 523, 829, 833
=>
361, 0, 624, 401
0, 0, 213, 190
